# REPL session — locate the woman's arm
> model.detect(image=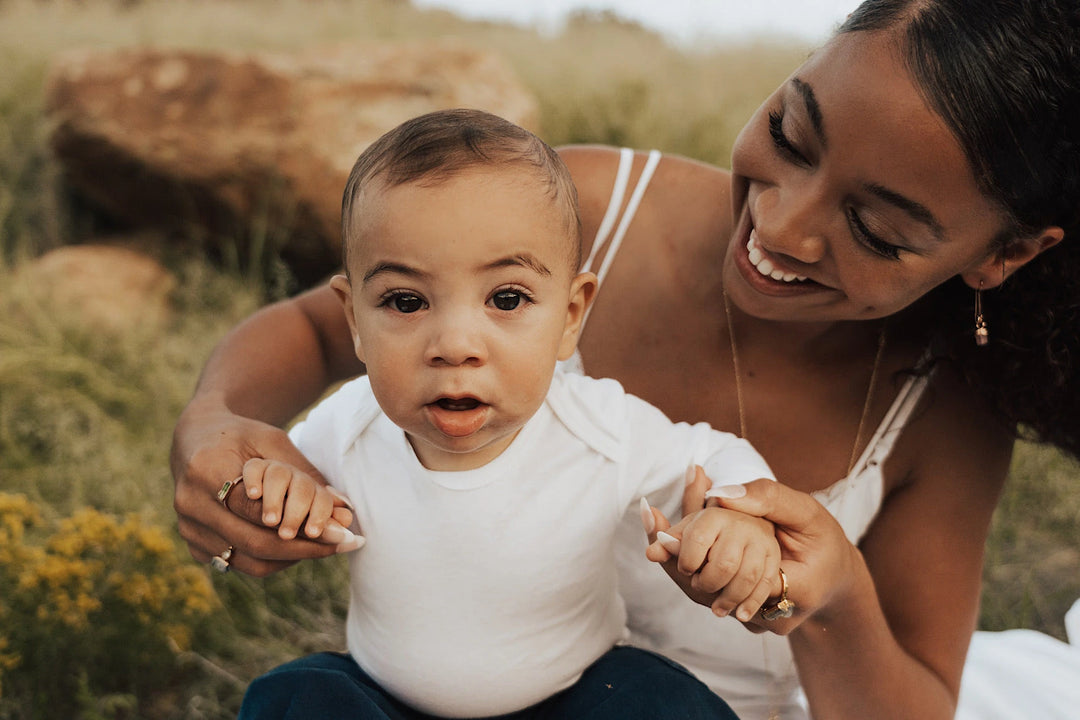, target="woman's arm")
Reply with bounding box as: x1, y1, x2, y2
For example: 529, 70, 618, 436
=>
171, 282, 364, 576
787, 375, 1010, 720
658, 372, 1011, 719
